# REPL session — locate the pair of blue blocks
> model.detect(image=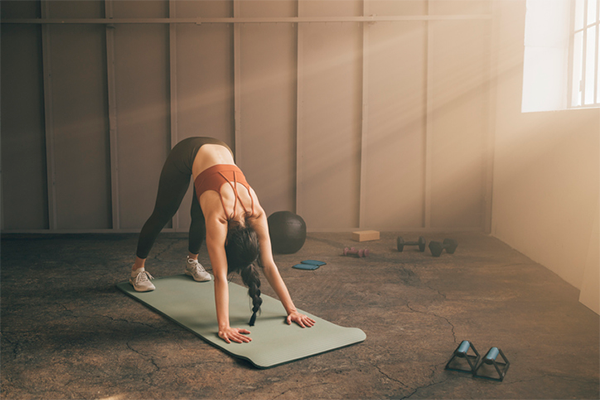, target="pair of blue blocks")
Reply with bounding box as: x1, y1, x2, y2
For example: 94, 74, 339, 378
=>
445, 340, 510, 381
